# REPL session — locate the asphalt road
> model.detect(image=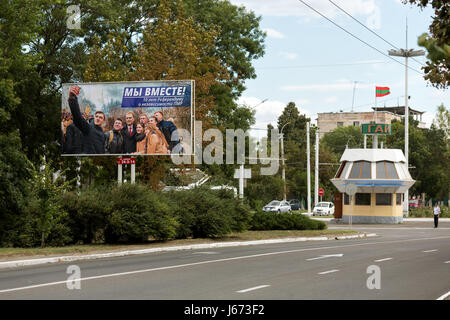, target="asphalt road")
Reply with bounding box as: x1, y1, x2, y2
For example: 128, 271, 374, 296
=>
0, 221, 448, 300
